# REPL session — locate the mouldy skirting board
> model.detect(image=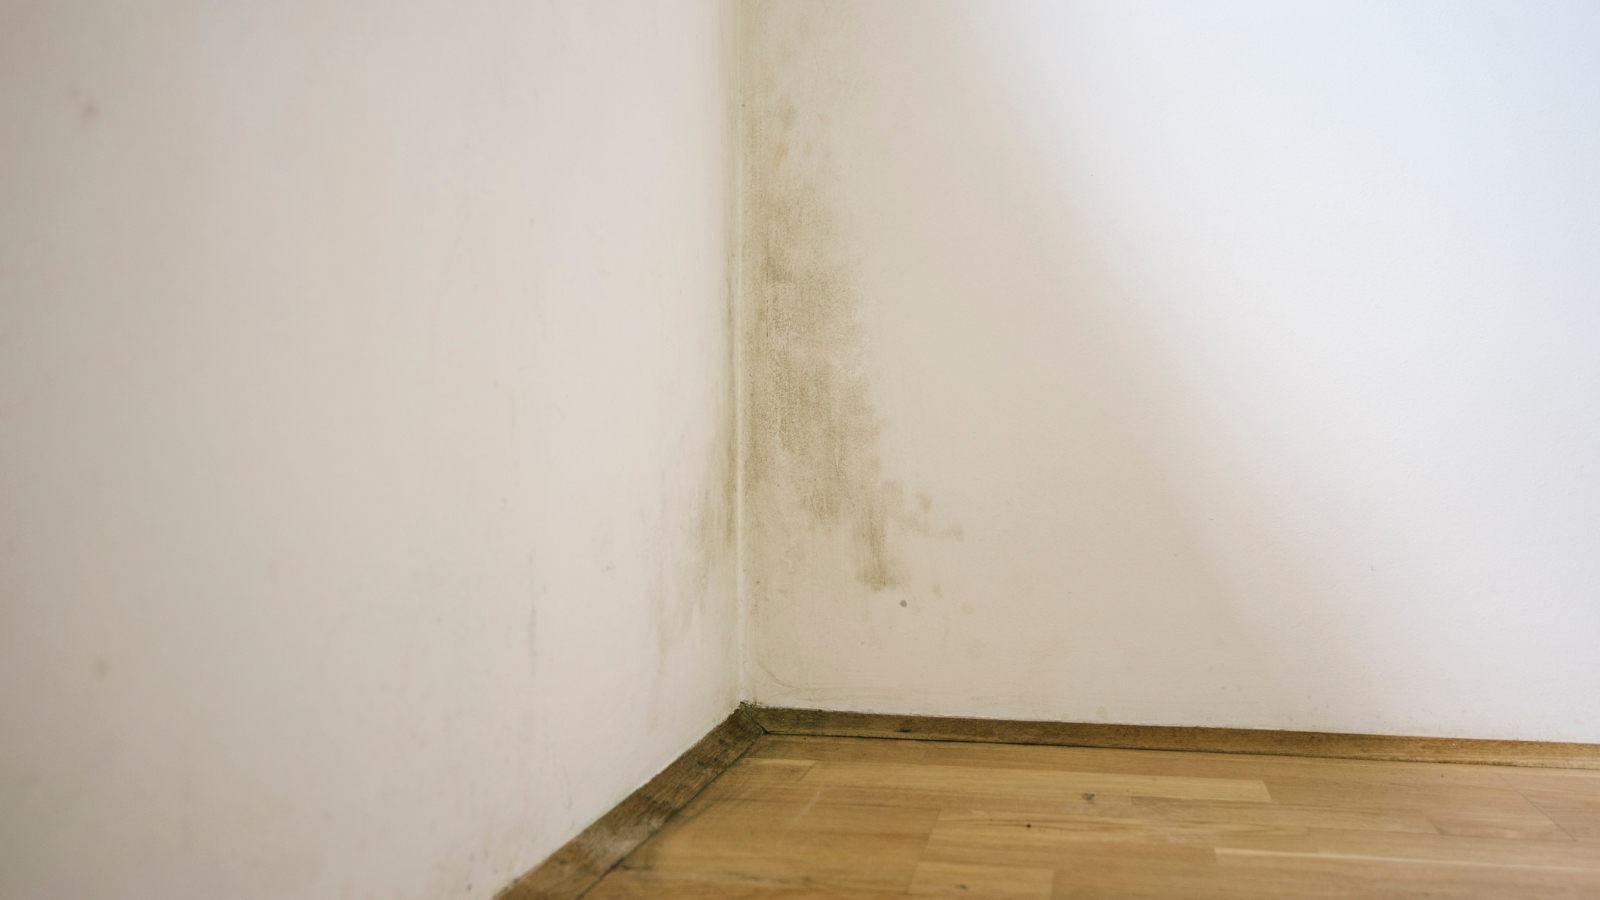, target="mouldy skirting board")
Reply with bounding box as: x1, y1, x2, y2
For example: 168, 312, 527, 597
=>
496, 704, 1600, 899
